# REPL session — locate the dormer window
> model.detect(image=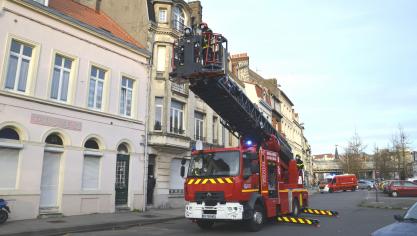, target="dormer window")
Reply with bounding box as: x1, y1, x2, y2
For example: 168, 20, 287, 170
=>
33, 0, 49, 6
